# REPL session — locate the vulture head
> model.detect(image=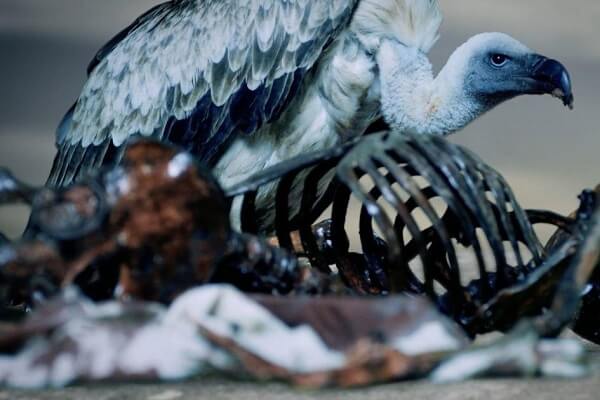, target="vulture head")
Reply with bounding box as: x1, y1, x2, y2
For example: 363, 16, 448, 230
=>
377, 32, 574, 136
450, 32, 573, 110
